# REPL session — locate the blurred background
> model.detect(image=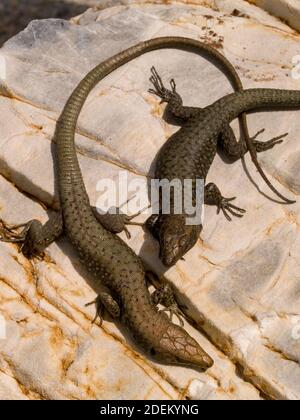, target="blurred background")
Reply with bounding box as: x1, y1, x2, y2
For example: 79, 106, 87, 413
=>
0, 0, 99, 46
